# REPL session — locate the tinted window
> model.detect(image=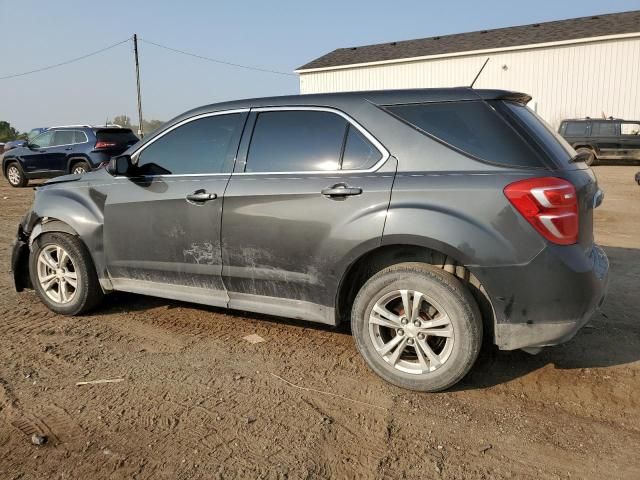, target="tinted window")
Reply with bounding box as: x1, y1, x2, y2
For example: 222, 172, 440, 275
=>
592, 122, 616, 136
386, 101, 544, 168
246, 111, 347, 172
498, 101, 574, 166
341, 125, 382, 170
52, 130, 75, 146
137, 114, 243, 175
565, 122, 589, 136
31, 131, 54, 148
621, 123, 640, 136
73, 130, 88, 143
